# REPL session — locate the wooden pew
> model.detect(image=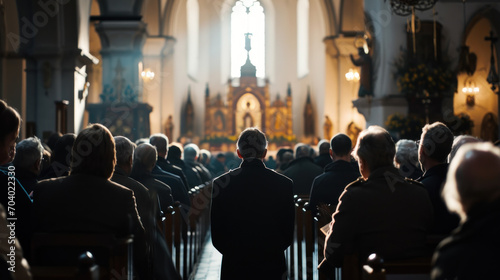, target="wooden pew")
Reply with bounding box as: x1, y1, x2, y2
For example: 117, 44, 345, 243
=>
161, 181, 212, 280
31, 233, 133, 280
